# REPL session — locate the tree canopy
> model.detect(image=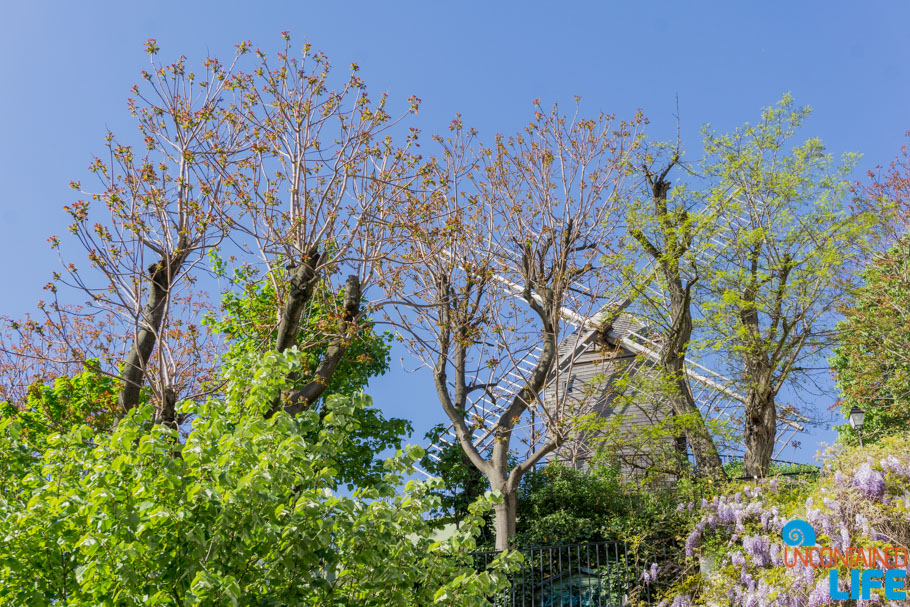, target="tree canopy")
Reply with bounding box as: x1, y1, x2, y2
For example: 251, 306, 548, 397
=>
833, 238, 910, 445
